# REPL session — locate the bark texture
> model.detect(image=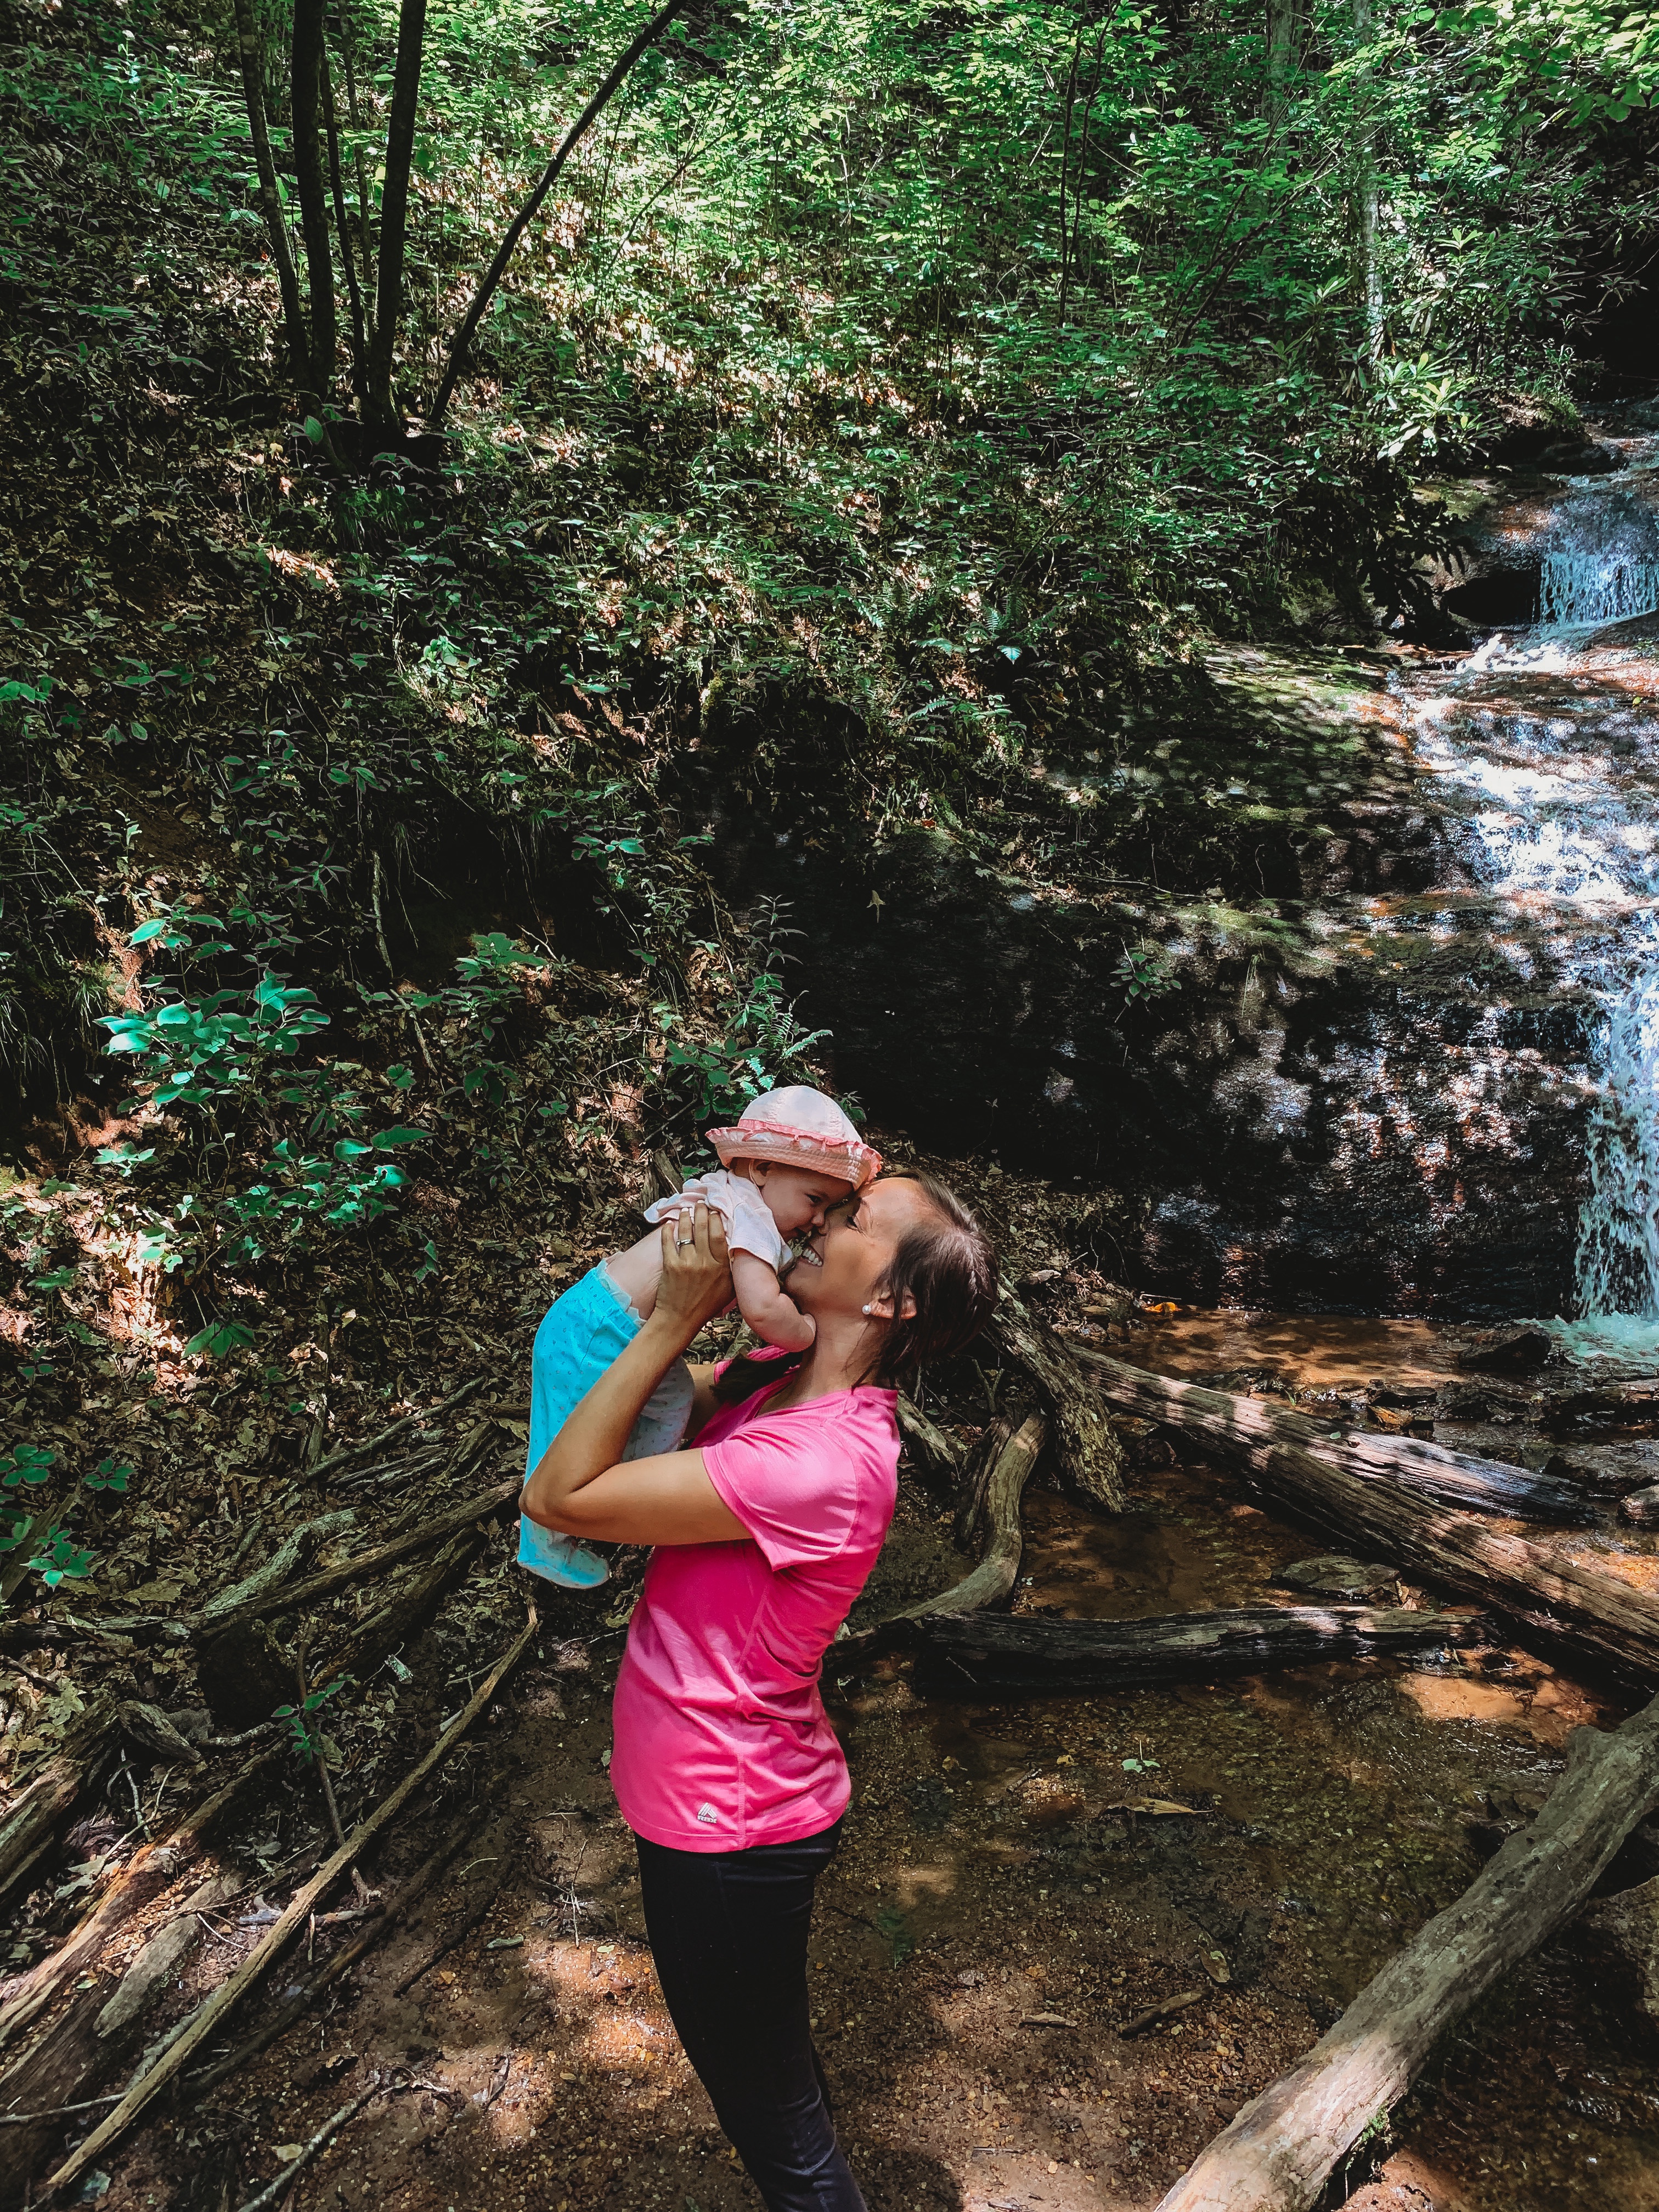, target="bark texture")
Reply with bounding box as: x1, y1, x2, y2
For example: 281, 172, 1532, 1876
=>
990, 1286, 1124, 1511
1082, 1352, 1659, 1679
898, 1603, 1484, 1696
